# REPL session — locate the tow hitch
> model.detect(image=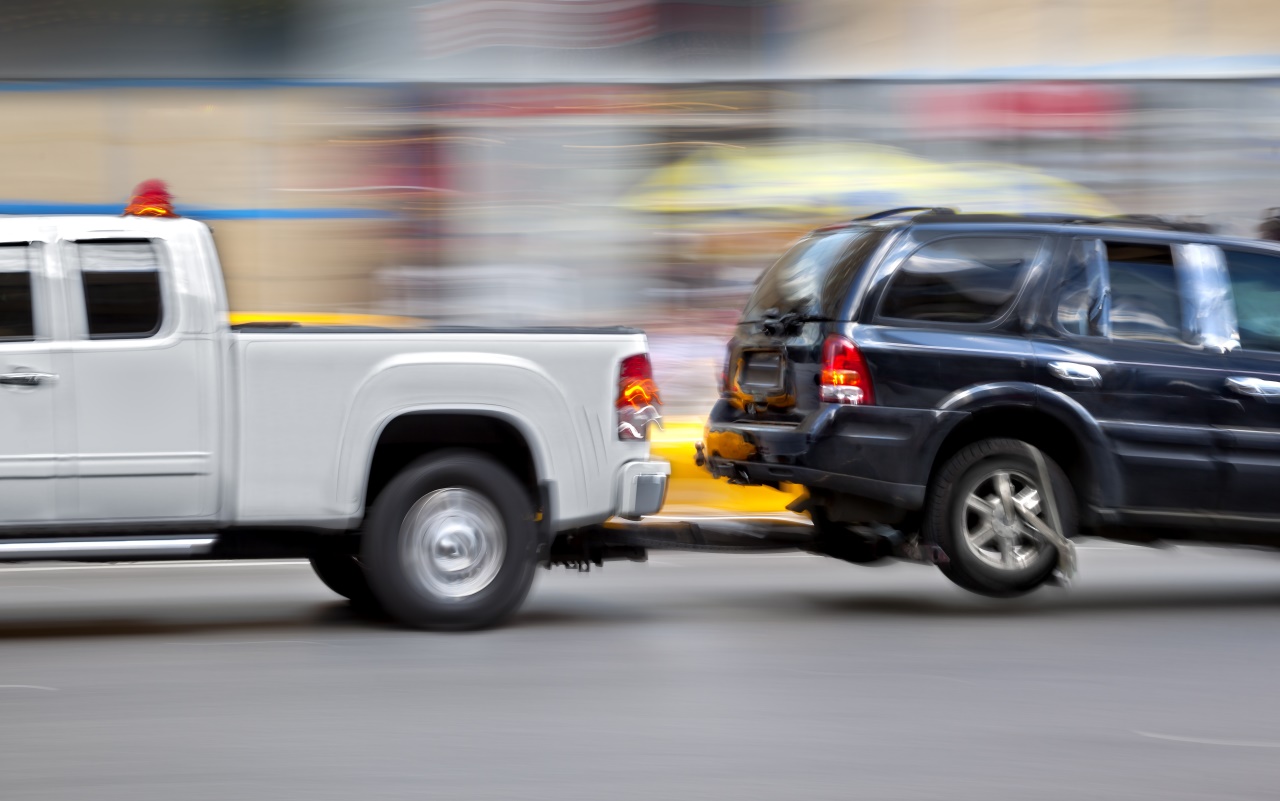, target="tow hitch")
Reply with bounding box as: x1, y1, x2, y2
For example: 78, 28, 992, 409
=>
548, 517, 948, 570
